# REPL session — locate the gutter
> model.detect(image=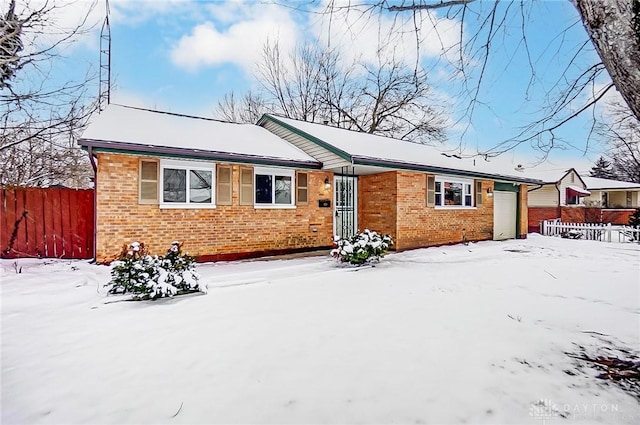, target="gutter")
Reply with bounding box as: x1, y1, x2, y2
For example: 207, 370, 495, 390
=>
78, 138, 323, 170
87, 146, 98, 264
